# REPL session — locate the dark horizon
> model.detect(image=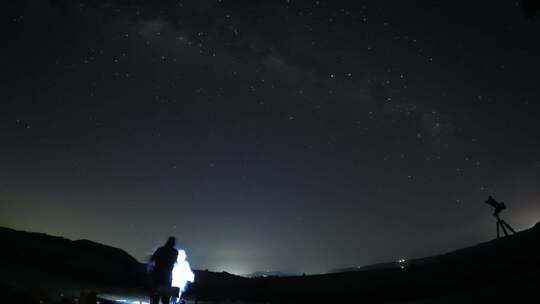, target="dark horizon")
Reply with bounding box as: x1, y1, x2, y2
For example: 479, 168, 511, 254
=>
2, 0, 540, 275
